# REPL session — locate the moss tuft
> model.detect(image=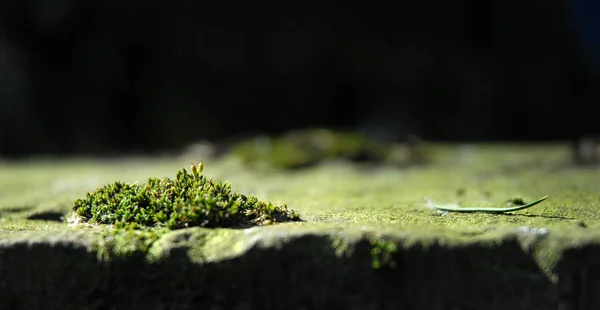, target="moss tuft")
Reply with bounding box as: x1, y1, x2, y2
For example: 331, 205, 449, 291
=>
369, 238, 398, 270
70, 162, 301, 230
228, 128, 429, 170
507, 197, 526, 205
